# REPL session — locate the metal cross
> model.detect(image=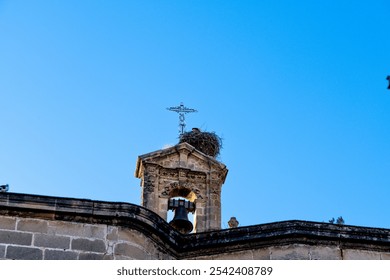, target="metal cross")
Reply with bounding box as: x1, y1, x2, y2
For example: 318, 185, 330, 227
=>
167, 102, 197, 136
